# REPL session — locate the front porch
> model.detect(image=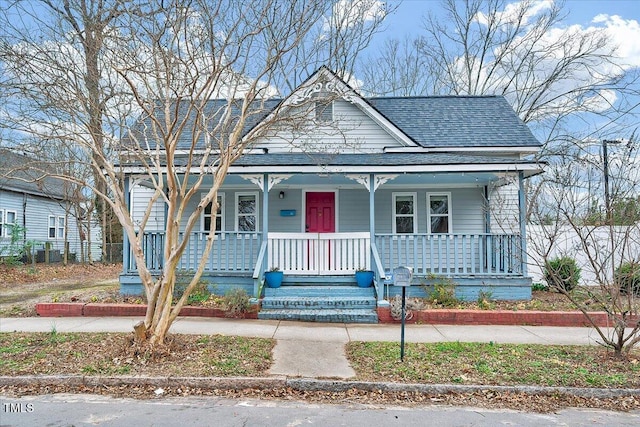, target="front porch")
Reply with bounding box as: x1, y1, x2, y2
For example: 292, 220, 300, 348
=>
120, 230, 531, 301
